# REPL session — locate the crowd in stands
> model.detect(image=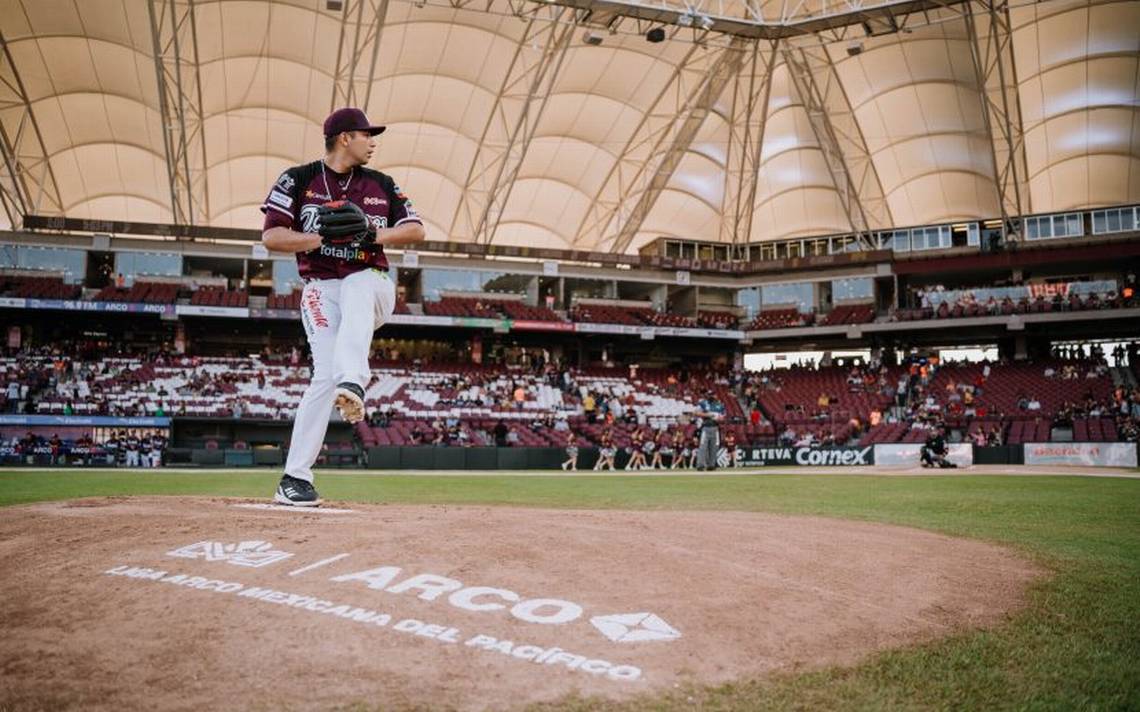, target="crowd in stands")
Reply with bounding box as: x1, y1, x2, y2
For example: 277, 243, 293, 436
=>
3, 270, 1136, 338
3, 337, 1138, 463
897, 275, 1137, 322
567, 304, 715, 329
